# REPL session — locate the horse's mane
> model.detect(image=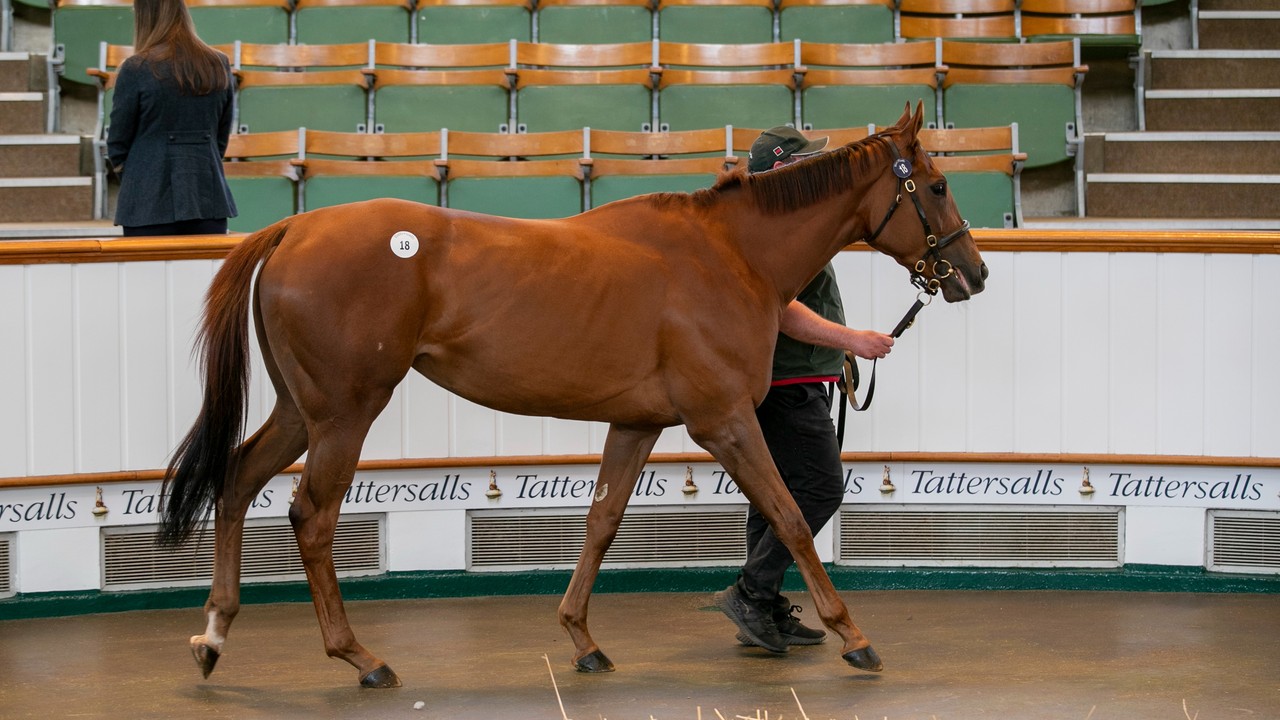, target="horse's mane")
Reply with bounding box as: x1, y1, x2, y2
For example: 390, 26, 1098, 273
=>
642, 131, 899, 214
